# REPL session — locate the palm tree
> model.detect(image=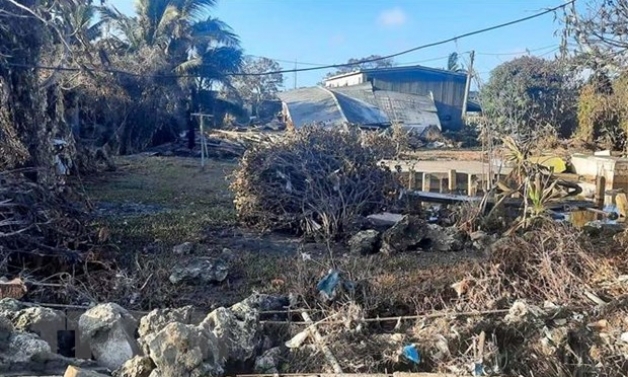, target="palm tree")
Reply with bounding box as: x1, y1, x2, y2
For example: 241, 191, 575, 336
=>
100, 0, 243, 85
447, 52, 466, 73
